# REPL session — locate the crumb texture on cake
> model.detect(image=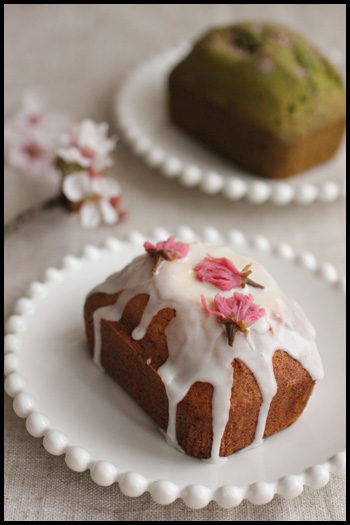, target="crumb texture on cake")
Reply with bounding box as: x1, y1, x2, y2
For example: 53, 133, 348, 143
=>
84, 242, 324, 461
168, 22, 346, 178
